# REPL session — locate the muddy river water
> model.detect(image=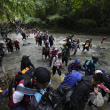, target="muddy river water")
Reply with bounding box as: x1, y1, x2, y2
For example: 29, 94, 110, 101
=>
0, 32, 110, 110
